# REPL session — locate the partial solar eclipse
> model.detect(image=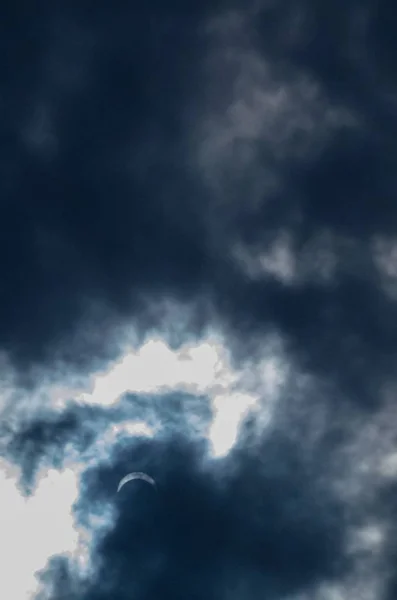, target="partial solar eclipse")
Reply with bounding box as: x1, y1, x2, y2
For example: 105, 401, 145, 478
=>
117, 472, 157, 493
